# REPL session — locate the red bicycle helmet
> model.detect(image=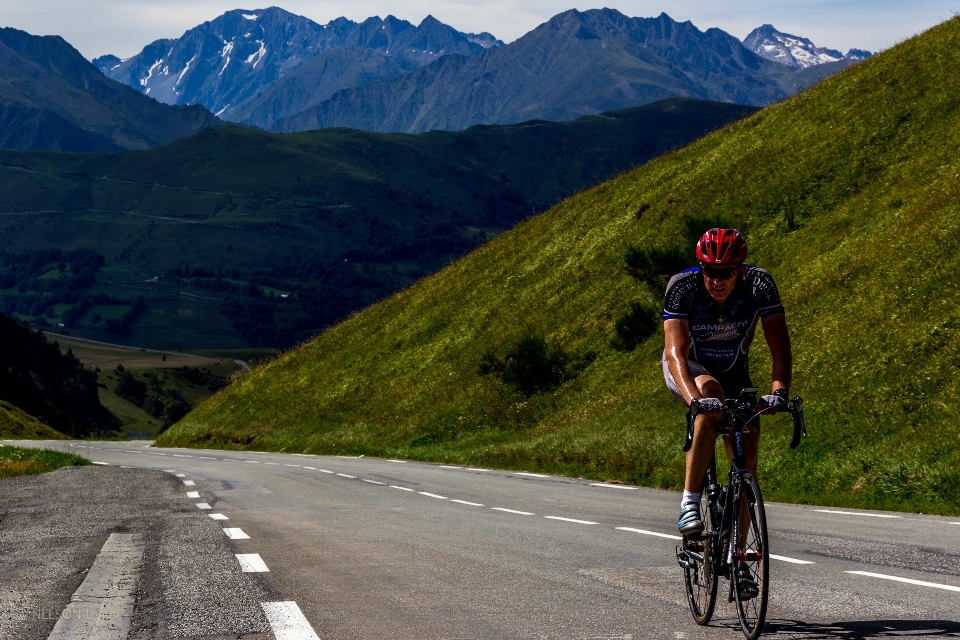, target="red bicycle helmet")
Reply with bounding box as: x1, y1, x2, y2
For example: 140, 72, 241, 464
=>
695, 228, 748, 265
